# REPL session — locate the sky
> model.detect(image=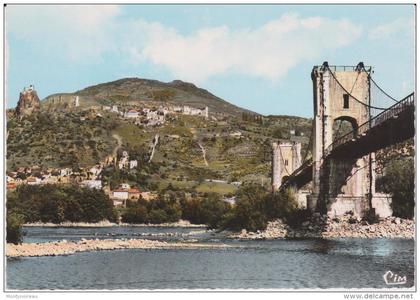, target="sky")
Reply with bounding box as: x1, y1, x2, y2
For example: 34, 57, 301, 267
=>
5, 4, 415, 117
